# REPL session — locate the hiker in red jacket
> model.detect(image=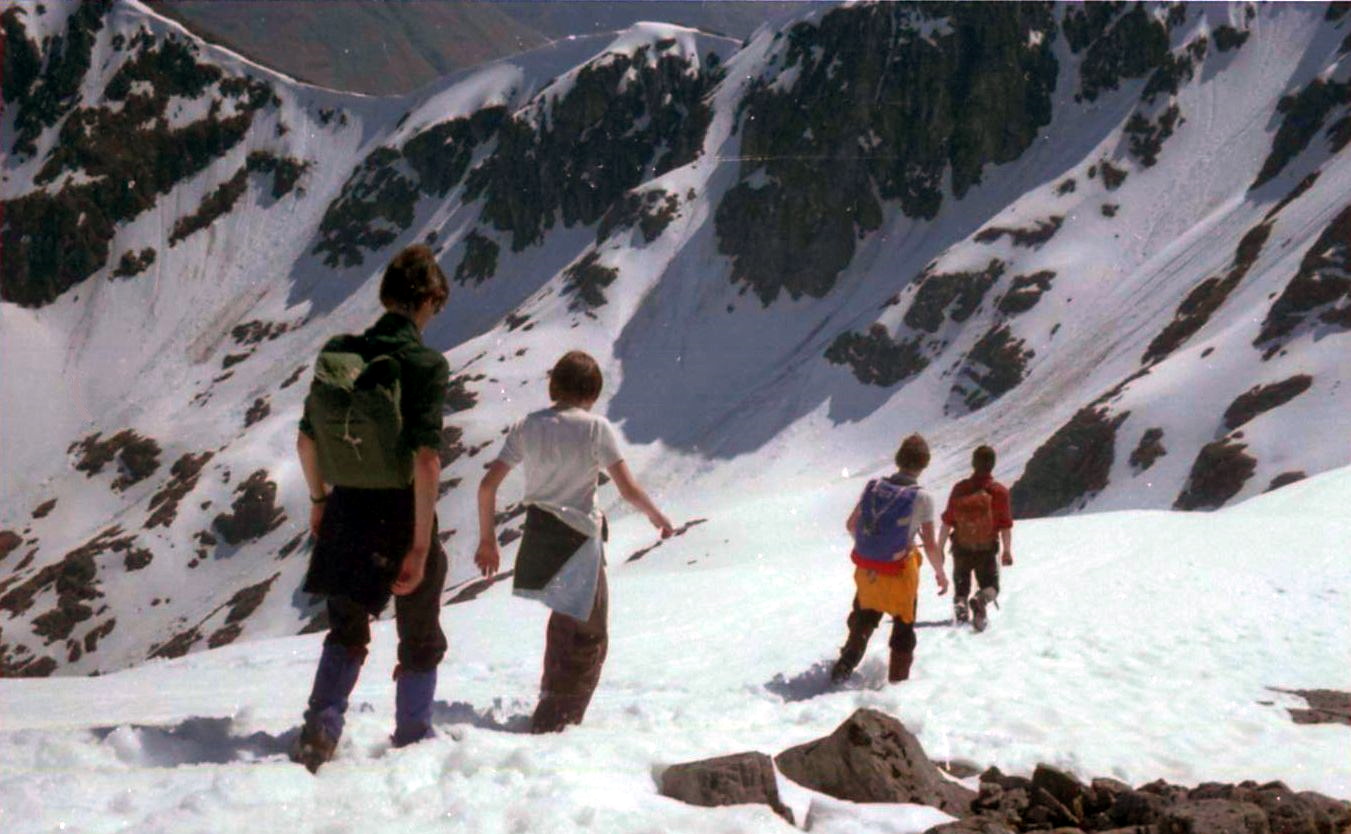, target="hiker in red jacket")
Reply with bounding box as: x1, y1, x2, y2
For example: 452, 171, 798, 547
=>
938, 445, 1013, 632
